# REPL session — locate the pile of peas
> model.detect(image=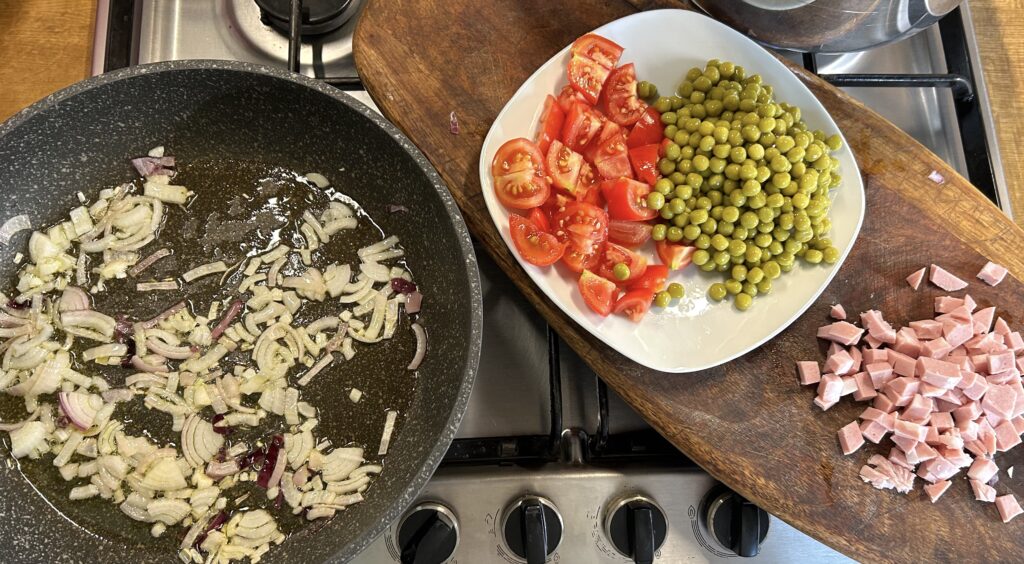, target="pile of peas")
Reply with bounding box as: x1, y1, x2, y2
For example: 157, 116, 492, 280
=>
635, 59, 843, 311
